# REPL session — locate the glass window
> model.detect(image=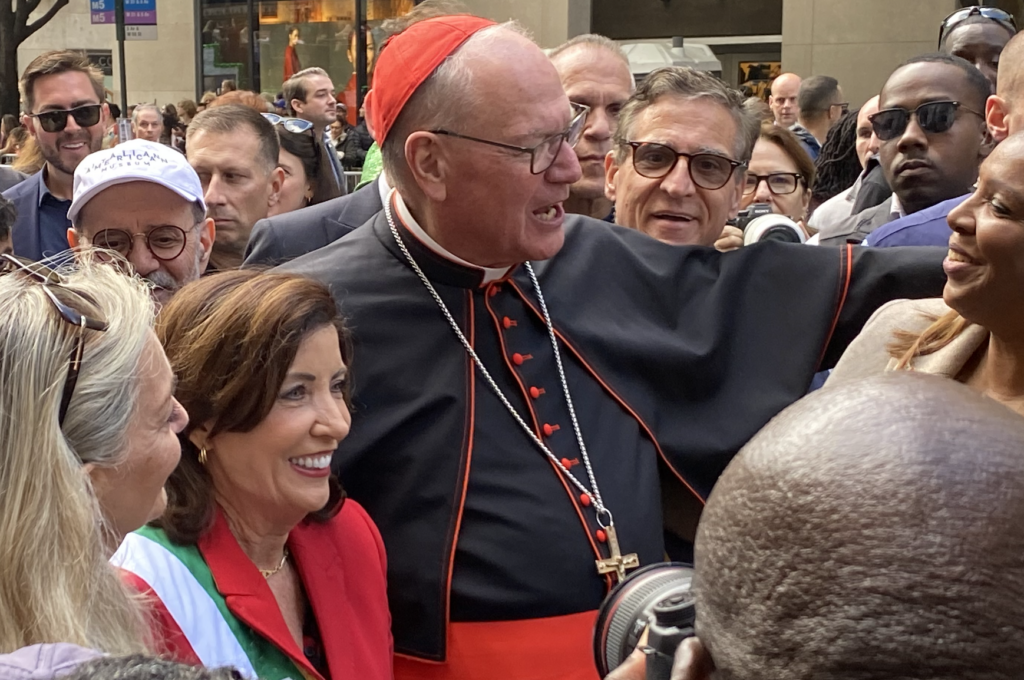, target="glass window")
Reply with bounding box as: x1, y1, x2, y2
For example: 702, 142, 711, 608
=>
197, 1, 412, 116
